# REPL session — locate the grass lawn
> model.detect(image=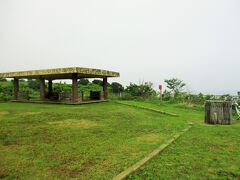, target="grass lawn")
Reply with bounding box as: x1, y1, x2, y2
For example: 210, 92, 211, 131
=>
0, 101, 197, 179
121, 101, 240, 179
0, 101, 239, 179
